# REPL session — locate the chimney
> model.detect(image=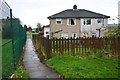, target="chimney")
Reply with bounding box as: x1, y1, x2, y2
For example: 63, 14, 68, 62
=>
73, 5, 77, 10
